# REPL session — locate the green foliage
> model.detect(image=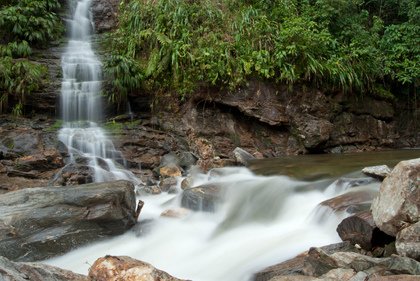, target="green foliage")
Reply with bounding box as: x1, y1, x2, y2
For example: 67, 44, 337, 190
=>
0, 42, 47, 115
104, 0, 420, 105
0, 0, 63, 44
45, 120, 64, 131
